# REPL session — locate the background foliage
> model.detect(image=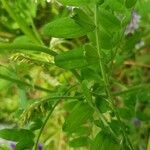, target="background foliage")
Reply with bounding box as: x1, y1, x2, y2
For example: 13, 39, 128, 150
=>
0, 0, 150, 150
